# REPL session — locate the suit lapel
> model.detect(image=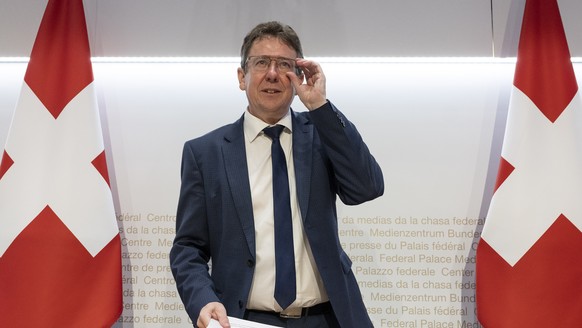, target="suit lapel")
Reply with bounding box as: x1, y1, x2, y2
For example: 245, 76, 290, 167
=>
222, 115, 256, 257
292, 111, 313, 222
